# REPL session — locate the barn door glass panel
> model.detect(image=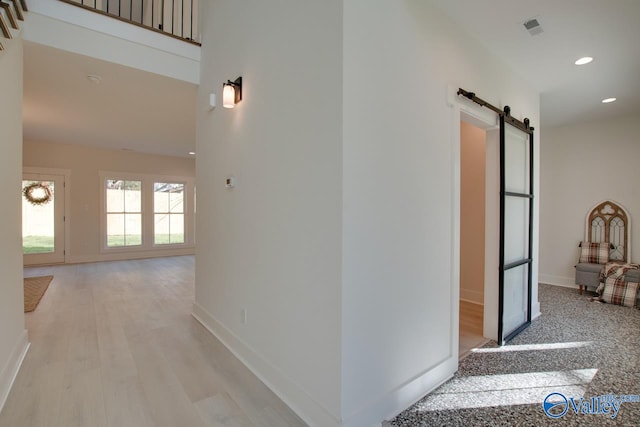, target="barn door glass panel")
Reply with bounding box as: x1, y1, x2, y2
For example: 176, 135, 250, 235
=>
499, 119, 533, 344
